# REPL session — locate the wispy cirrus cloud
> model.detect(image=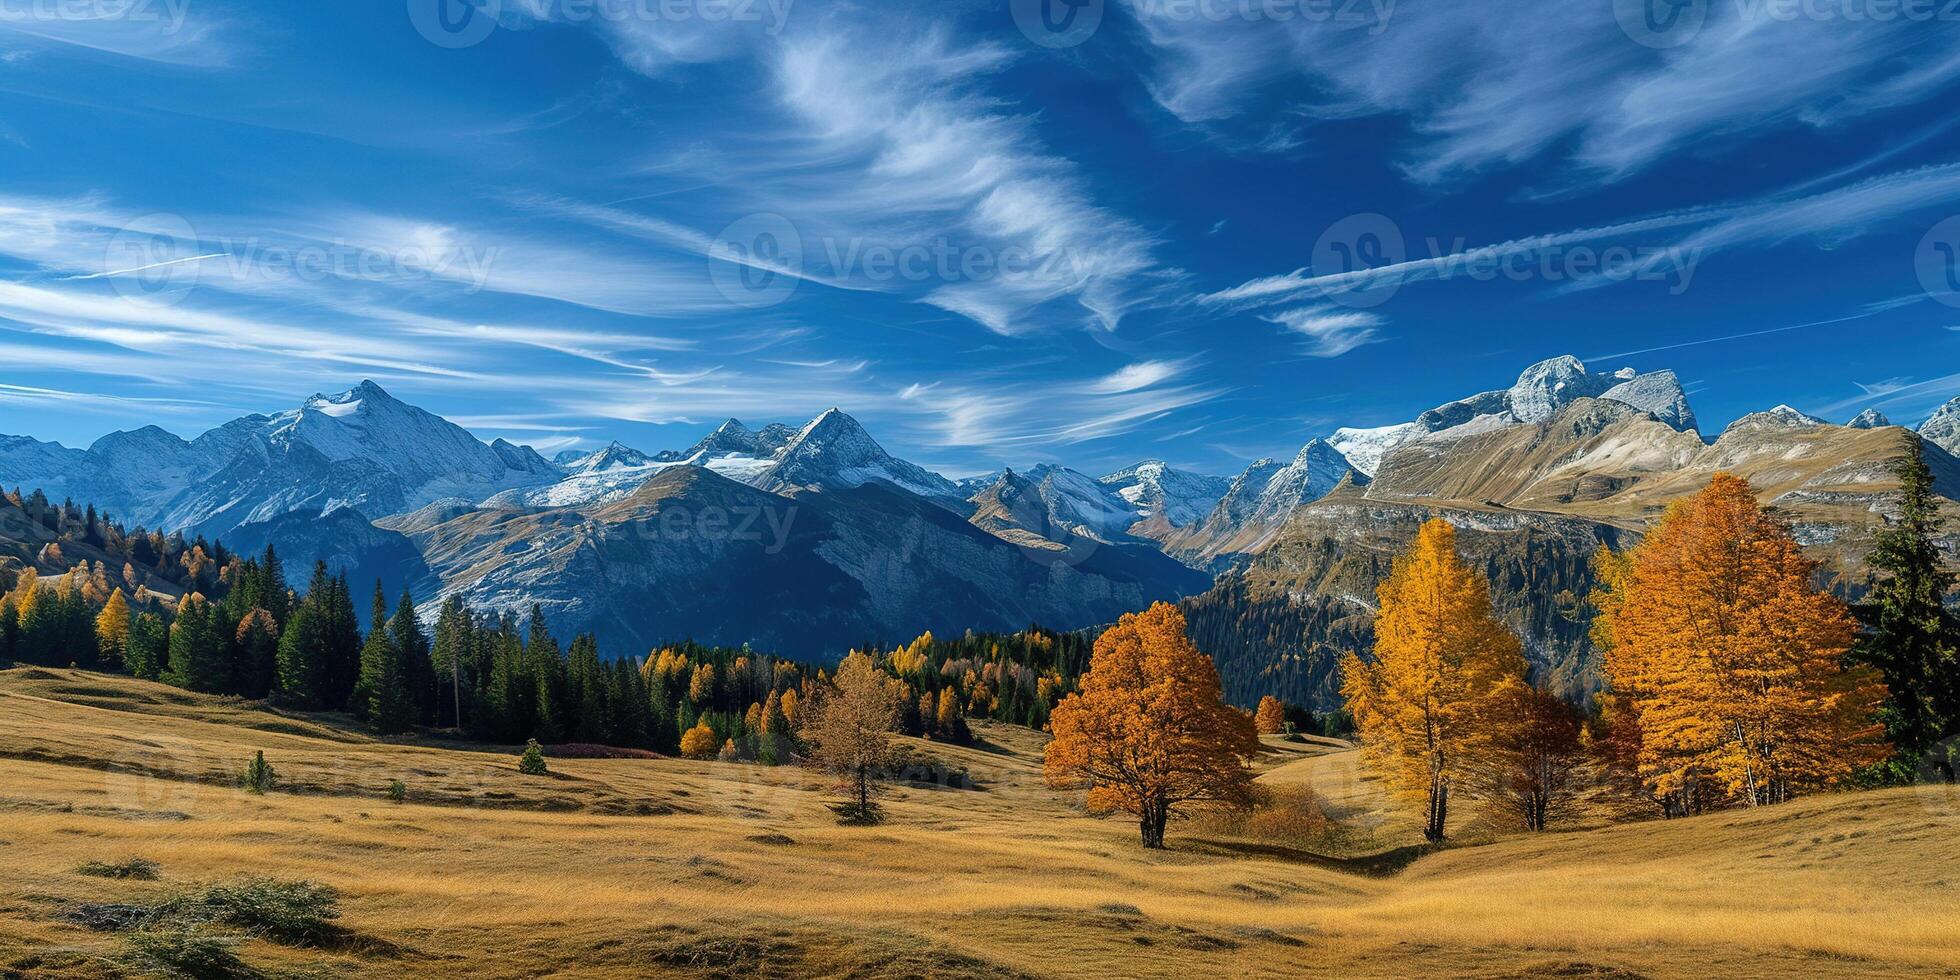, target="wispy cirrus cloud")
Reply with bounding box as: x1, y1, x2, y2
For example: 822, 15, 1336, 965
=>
892, 359, 1223, 456
579, 18, 1169, 337
1208, 161, 1960, 314
1123, 2, 1960, 185
1262, 306, 1384, 357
